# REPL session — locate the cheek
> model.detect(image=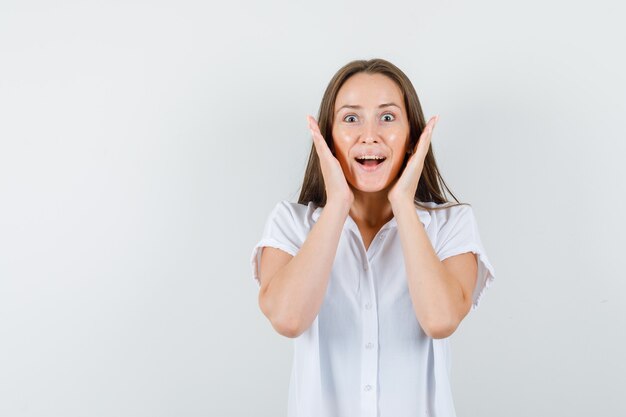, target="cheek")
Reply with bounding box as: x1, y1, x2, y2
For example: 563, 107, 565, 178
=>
387, 125, 409, 140
389, 157, 408, 180
330, 139, 349, 161
332, 126, 352, 142
331, 130, 352, 154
